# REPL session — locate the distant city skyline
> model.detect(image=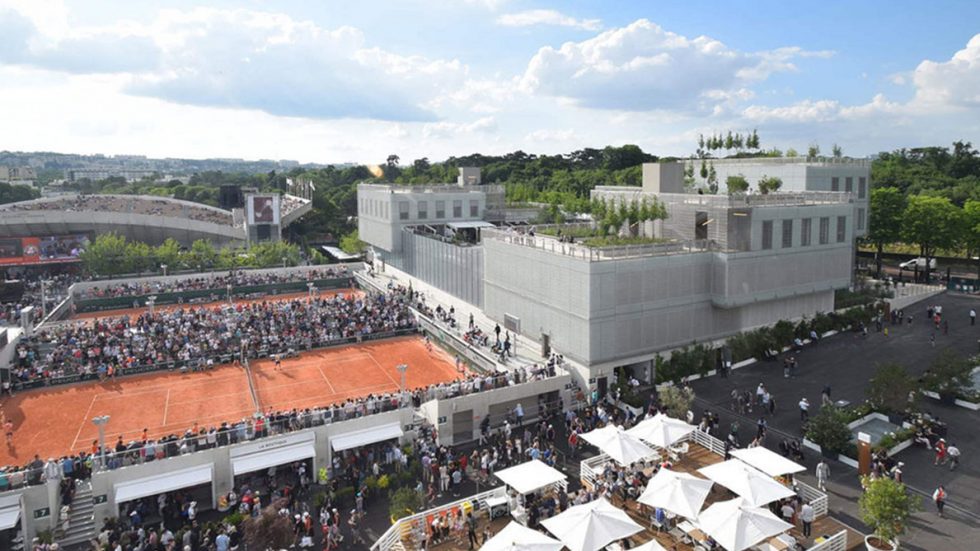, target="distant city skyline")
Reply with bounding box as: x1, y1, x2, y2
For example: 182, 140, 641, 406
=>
0, 0, 978, 164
